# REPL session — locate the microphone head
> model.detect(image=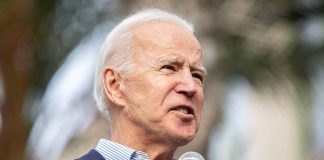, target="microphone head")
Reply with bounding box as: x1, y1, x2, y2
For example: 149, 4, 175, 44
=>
178, 151, 205, 160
